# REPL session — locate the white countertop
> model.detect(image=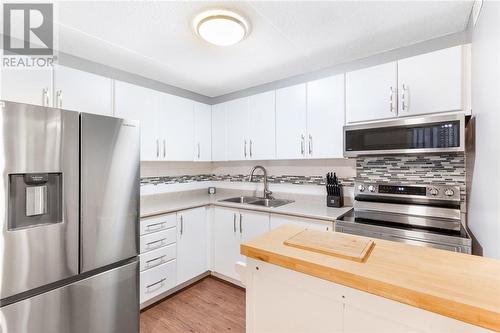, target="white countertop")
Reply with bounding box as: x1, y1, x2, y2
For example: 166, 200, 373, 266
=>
141, 191, 352, 223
